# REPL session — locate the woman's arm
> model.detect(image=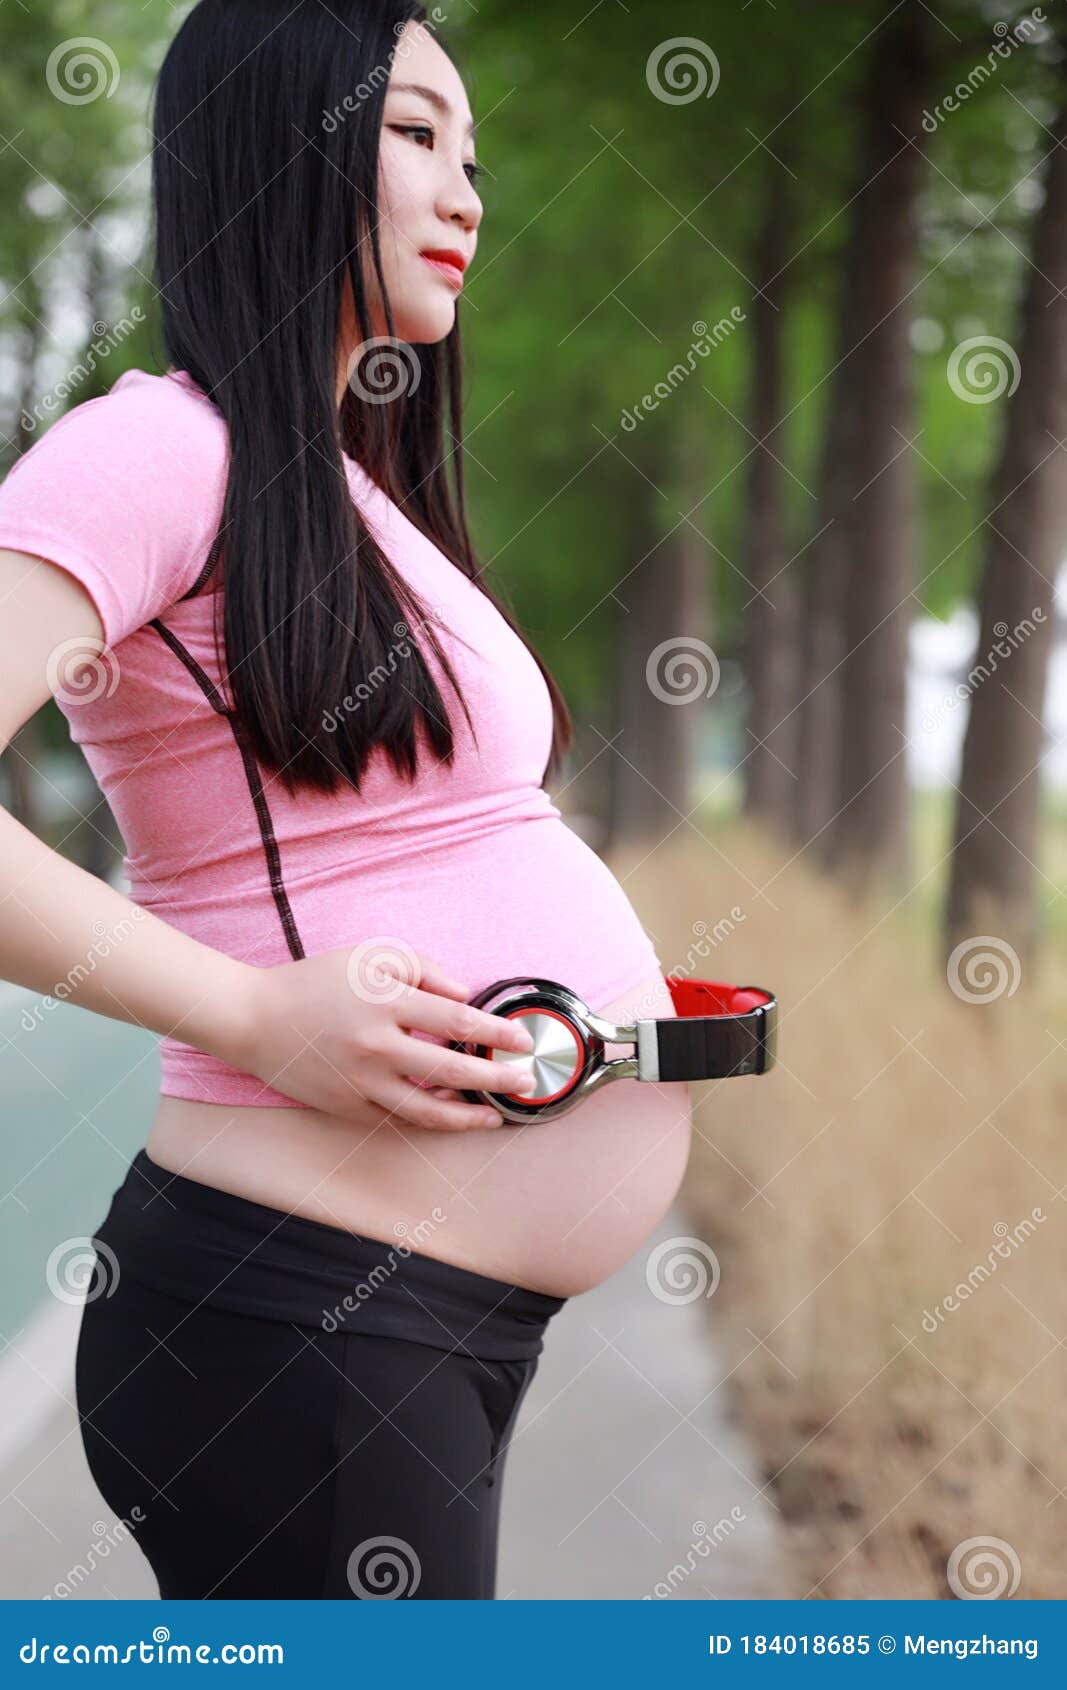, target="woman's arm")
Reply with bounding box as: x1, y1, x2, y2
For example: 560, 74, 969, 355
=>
1, 798, 254, 1057
0, 546, 253, 1062
0, 546, 534, 1129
